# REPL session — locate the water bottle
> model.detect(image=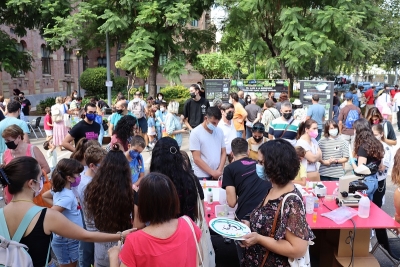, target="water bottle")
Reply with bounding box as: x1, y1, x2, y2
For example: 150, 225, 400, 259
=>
358, 195, 370, 218
207, 188, 213, 204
